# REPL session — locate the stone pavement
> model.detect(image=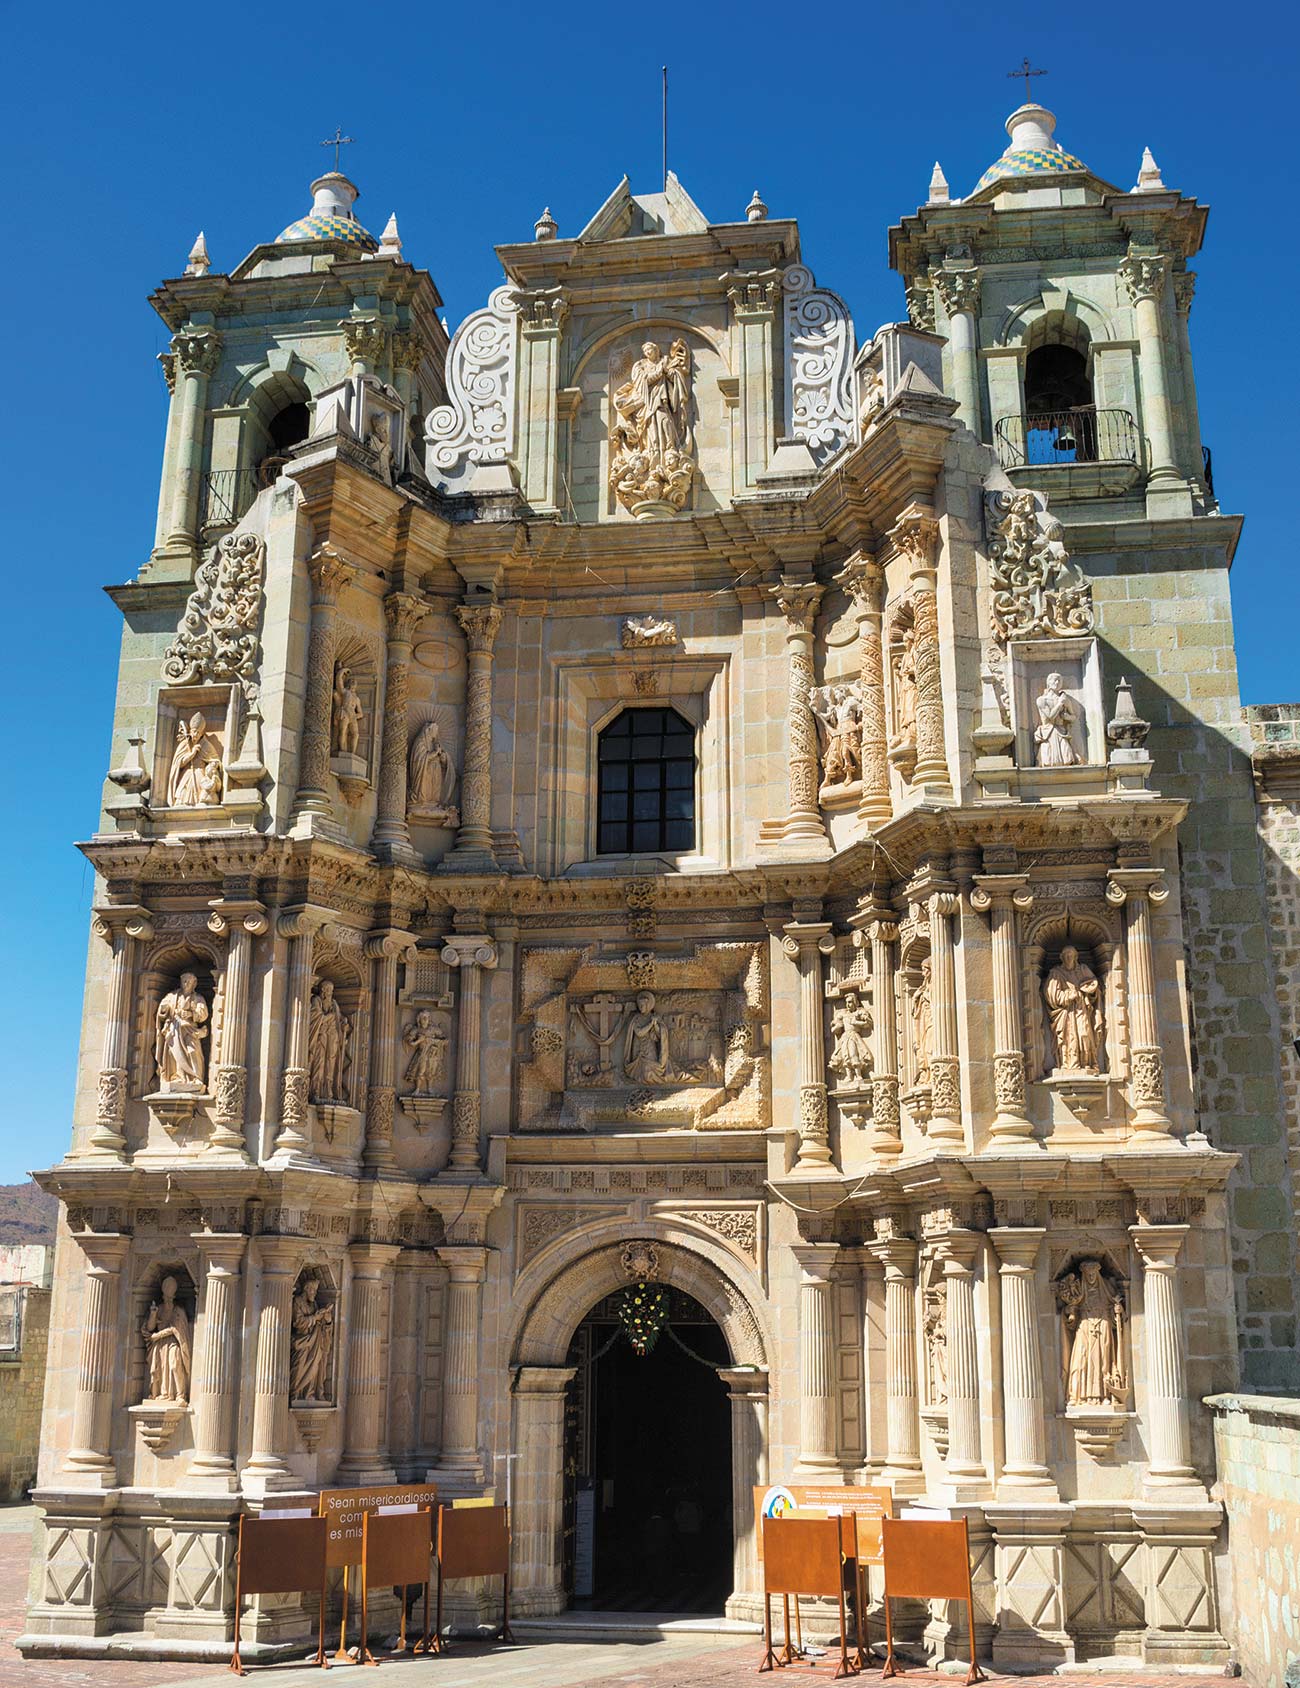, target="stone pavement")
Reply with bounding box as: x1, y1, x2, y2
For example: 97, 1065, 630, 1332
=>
0, 1507, 1249, 1688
